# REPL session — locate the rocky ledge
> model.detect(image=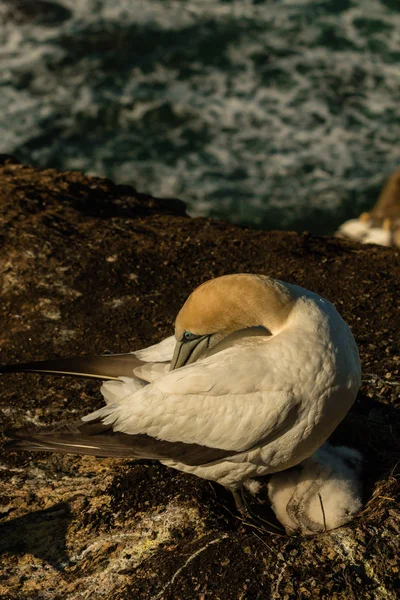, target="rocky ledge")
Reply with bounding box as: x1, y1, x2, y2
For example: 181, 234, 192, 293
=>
0, 156, 399, 599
